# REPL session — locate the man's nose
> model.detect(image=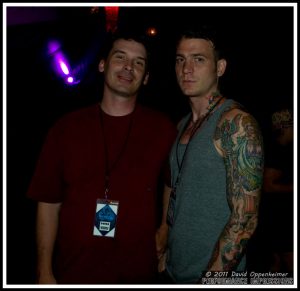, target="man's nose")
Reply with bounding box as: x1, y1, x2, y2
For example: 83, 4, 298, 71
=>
124, 60, 134, 72
183, 60, 193, 73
